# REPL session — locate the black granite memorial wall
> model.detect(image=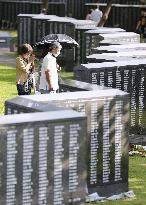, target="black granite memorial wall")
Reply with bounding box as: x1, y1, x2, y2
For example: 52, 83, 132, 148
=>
17, 14, 40, 47
38, 17, 96, 71
31, 15, 58, 46
92, 43, 146, 54
66, 0, 85, 19
0, 110, 87, 204
86, 50, 146, 63
5, 98, 69, 115
13, 90, 129, 196
74, 60, 146, 137
17, 12, 96, 68
59, 79, 111, 92
47, 2, 66, 17
0, 1, 41, 29
45, 17, 77, 71
84, 3, 145, 32
84, 31, 140, 59
76, 27, 125, 64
